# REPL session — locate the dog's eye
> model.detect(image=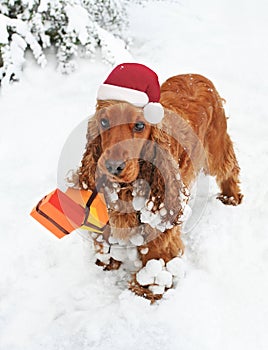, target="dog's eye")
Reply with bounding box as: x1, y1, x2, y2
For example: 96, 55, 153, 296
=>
134, 121, 145, 132
100, 118, 110, 129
